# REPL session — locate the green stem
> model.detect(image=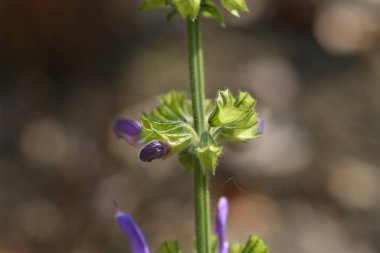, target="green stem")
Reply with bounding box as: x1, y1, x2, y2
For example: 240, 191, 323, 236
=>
187, 18, 211, 253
